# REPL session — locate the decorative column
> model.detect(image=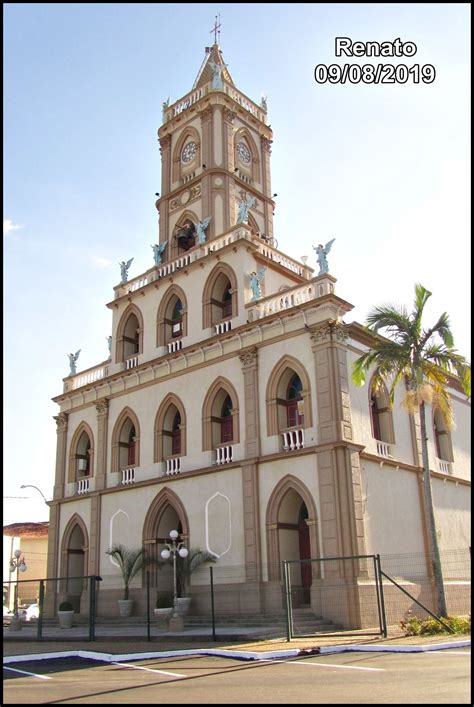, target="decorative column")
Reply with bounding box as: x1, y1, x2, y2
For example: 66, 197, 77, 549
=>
310, 322, 367, 565
260, 137, 274, 239
95, 398, 109, 491
158, 134, 172, 247
223, 107, 236, 231
43, 502, 61, 616
239, 346, 262, 587
53, 412, 68, 500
